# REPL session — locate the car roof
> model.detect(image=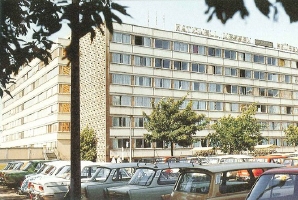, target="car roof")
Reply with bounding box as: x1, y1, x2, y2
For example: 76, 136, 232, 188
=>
134, 162, 201, 170
262, 167, 298, 175
179, 162, 283, 173
93, 162, 140, 168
